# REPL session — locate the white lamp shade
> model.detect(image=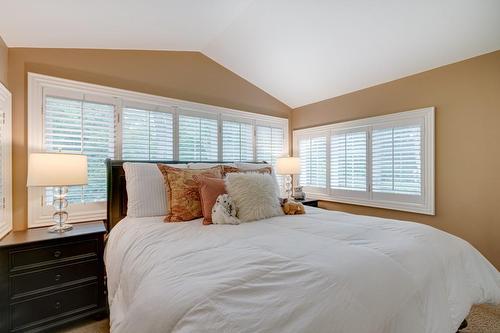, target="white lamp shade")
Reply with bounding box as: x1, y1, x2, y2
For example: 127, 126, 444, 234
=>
27, 153, 88, 187
276, 157, 301, 175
